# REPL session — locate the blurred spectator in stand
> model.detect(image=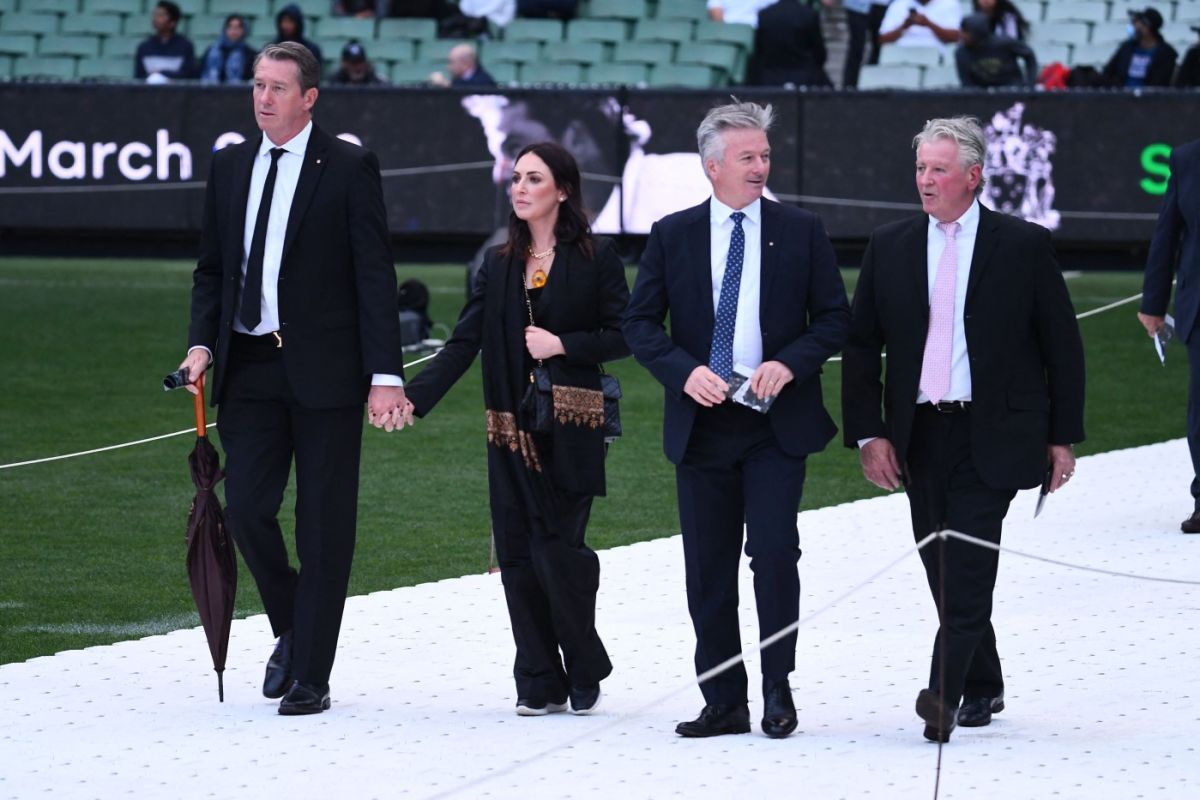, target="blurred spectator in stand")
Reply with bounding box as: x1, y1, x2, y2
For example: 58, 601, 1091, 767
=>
330, 40, 387, 84
135, 1, 196, 81
752, 0, 832, 87
707, 0, 774, 27
384, 1, 488, 37
879, 0, 962, 54
843, 0, 891, 87
333, 1, 384, 16
460, 0, 515, 30
1176, 27, 1200, 87
516, 0, 578, 20
274, 3, 324, 66
955, 12, 1036, 87
429, 43, 497, 87
972, 0, 1028, 41
199, 14, 256, 84
1102, 7, 1178, 88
